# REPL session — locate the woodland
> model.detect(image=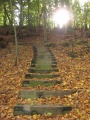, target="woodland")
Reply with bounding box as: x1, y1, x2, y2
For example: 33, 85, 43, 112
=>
0, 0, 90, 120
